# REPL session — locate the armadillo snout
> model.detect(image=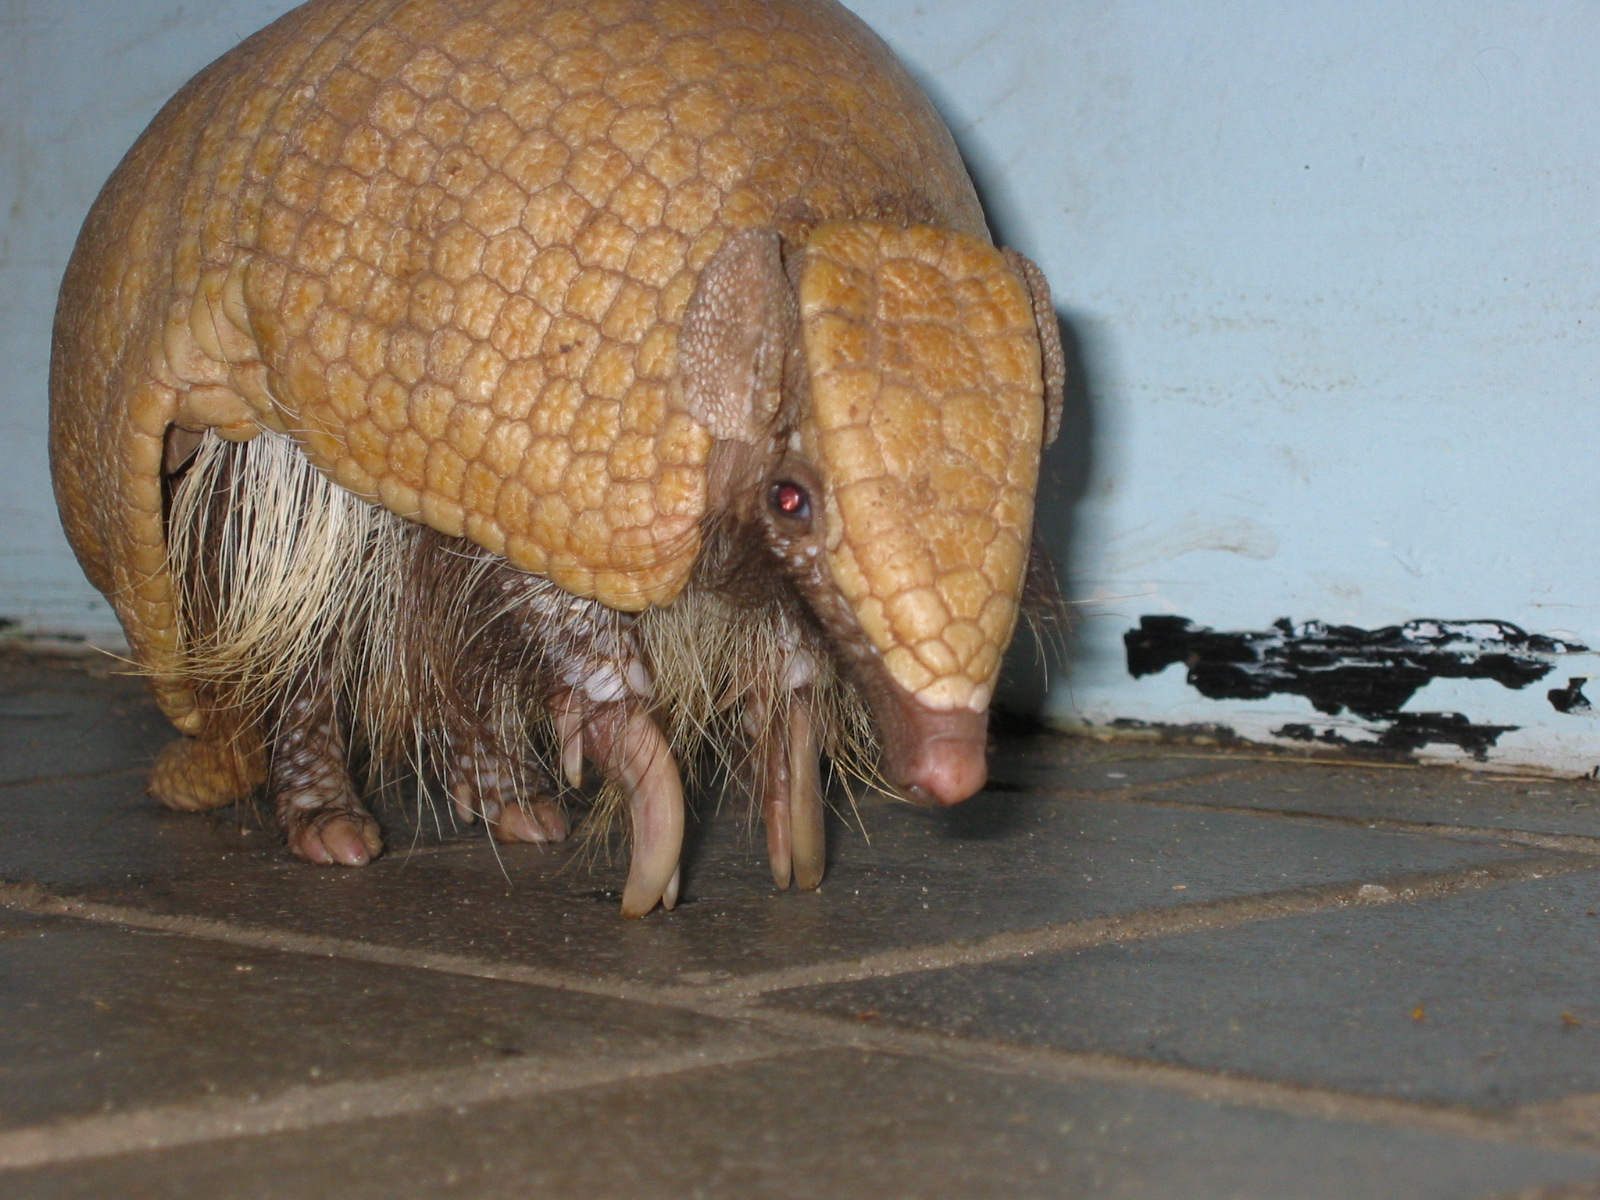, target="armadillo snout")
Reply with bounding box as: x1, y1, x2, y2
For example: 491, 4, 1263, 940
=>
880, 704, 990, 808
